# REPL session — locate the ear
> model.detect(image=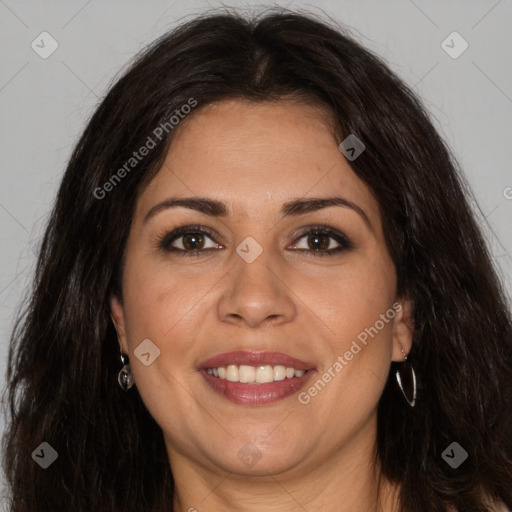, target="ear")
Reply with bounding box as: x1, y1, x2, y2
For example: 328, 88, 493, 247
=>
391, 297, 414, 362
110, 295, 129, 355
